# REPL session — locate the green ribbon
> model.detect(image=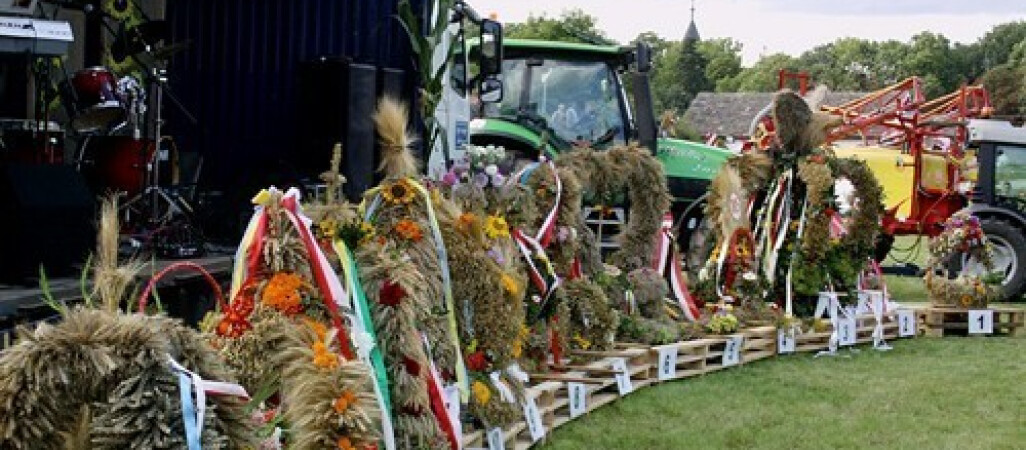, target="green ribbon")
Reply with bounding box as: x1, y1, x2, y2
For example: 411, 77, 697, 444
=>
334, 239, 395, 446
